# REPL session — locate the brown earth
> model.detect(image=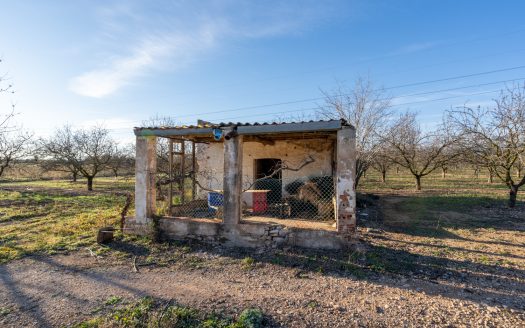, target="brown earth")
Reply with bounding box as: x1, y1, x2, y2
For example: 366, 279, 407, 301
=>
0, 194, 524, 327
